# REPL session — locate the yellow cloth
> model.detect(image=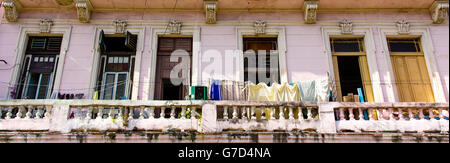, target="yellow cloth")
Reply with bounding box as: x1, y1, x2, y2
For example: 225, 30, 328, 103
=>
248, 82, 300, 102
92, 91, 98, 100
